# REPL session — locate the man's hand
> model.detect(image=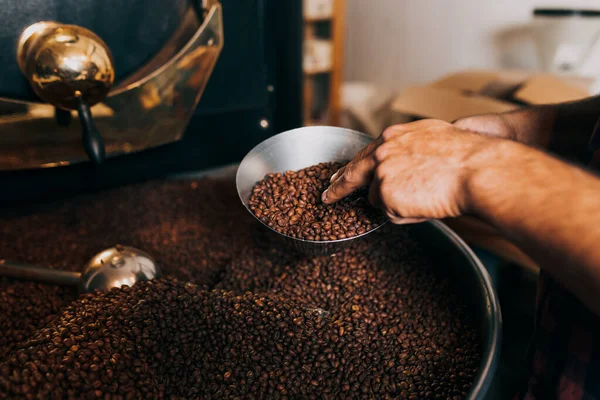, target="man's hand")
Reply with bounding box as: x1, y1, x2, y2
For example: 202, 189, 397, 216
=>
323, 117, 600, 316
454, 107, 555, 150
322, 119, 496, 224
